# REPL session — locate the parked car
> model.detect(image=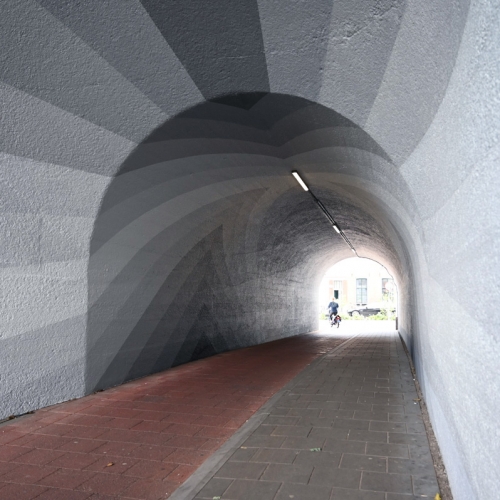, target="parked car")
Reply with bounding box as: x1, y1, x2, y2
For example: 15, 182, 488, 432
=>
347, 303, 396, 317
